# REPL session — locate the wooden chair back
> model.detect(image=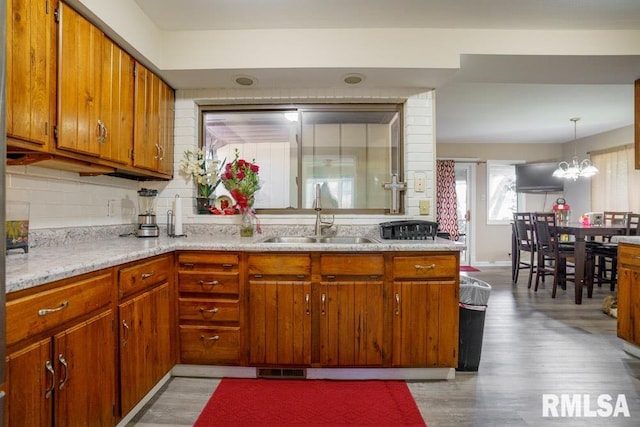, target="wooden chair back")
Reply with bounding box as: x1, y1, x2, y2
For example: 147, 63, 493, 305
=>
625, 213, 640, 236
604, 211, 630, 226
